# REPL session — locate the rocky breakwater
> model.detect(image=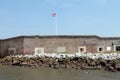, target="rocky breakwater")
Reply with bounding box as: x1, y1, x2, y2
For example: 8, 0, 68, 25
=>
0, 53, 120, 72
